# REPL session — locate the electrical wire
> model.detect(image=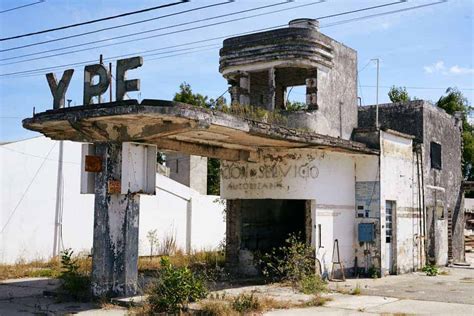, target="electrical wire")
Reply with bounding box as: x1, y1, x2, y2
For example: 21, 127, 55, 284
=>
361, 85, 474, 91
0, 1, 230, 49
5, 44, 222, 78
0, 1, 447, 78
0, 0, 311, 59
0, 0, 405, 63
321, 0, 447, 28
0, 0, 294, 53
0, 143, 56, 233
0, 1, 411, 75
0, 0, 186, 41
0, 0, 44, 14
0, 0, 407, 65
0, 145, 79, 164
